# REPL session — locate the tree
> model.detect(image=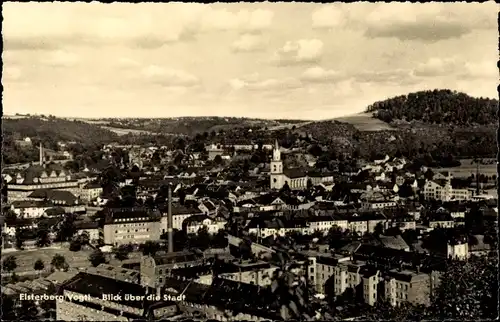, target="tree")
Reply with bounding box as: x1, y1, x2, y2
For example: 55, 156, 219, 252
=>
36, 226, 52, 248
89, 249, 106, 267
113, 244, 132, 261
2, 255, 17, 272
427, 254, 498, 320
214, 155, 223, 165
34, 259, 45, 273
141, 241, 160, 256
374, 222, 384, 236
15, 229, 26, 250
69, 238, 82, 251
51, 254, 68, 271
18, 299, 39, 321
269, 252, 317, 320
